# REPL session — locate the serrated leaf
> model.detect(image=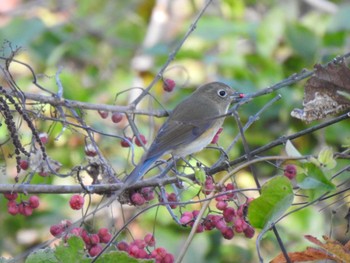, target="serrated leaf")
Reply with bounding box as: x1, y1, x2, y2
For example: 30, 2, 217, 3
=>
25, 247, 58, 263
285, 140, 303, 158
247, 176, 294, 229
297, 163, 336, 200
93, 251, 152, 263
318, 147, 336, 170
55, 236, 86, 263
